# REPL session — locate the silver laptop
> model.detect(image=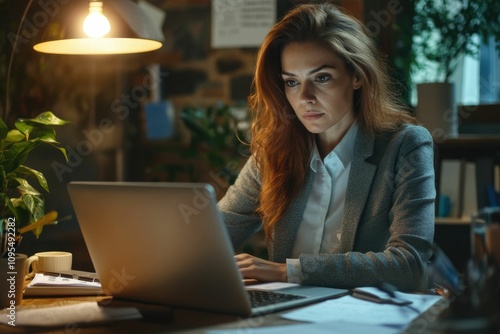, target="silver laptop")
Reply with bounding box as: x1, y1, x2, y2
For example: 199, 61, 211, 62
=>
67, 181, 347, 316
